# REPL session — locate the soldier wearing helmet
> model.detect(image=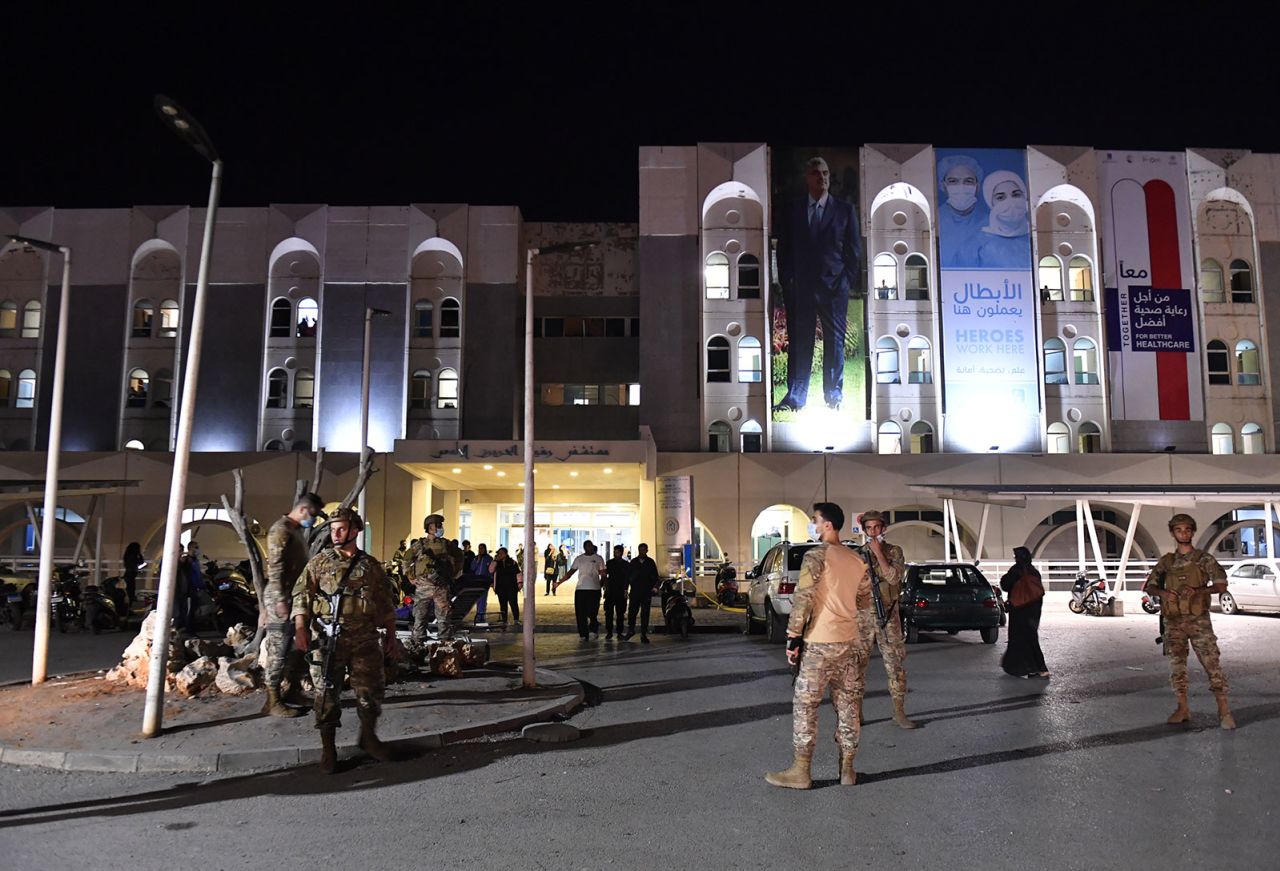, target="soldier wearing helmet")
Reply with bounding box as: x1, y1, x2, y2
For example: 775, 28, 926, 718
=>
260, 491, 324, 718
1143, 513, 1235, 730
858, 509, 915, 729
406, 513, 463, 642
